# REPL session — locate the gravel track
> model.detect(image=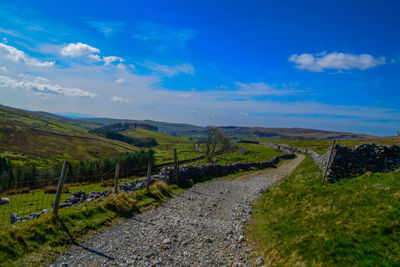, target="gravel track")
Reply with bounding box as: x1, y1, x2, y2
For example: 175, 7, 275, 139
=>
51, 155, 304, 267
